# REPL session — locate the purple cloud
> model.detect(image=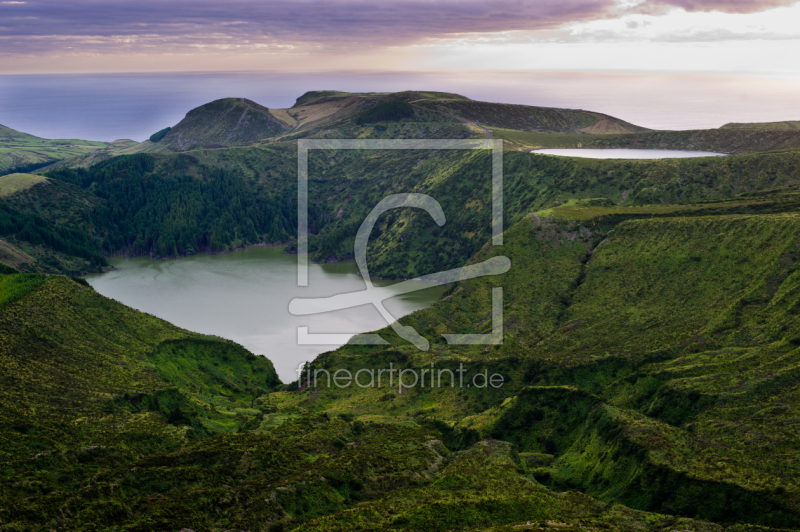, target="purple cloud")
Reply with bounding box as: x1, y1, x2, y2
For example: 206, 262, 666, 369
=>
0, 0, 616, 53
